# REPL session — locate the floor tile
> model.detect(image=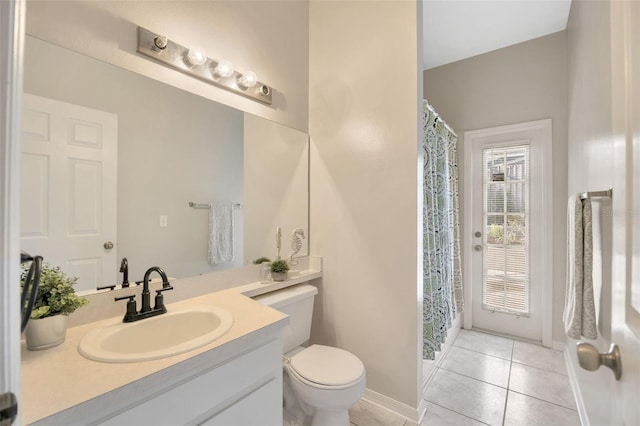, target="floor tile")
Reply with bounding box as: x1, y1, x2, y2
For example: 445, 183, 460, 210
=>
420, 402, 487, 426
512, 340, 567, 375
349, 399, 407, 426
509, 363, 577, 409
454, 329, 514, 360
424, 368, 507, 426
283, 410, 305, 426
424, 359, 437, 381
440, 346, 511, 388
504, 391, 581, 426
